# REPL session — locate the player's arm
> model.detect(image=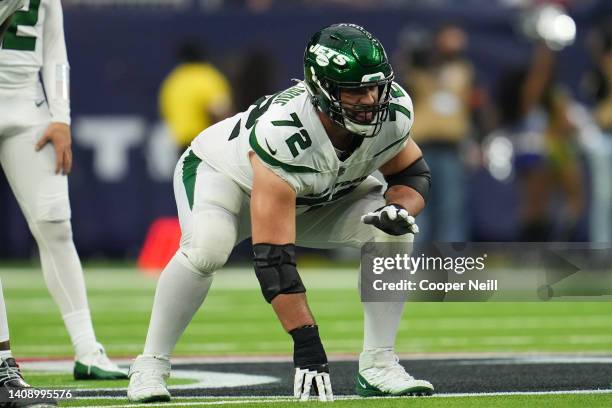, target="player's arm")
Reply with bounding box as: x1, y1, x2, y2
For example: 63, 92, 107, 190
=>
362, 138, 431, 236
249, 153, 333, 402
250, 151, 306, 331
379, 138, 428, 215
36, 0, 72, 175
